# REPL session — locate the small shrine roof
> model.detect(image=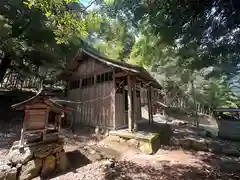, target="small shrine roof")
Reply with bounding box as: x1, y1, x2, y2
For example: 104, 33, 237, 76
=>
12, 88, 73, 112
